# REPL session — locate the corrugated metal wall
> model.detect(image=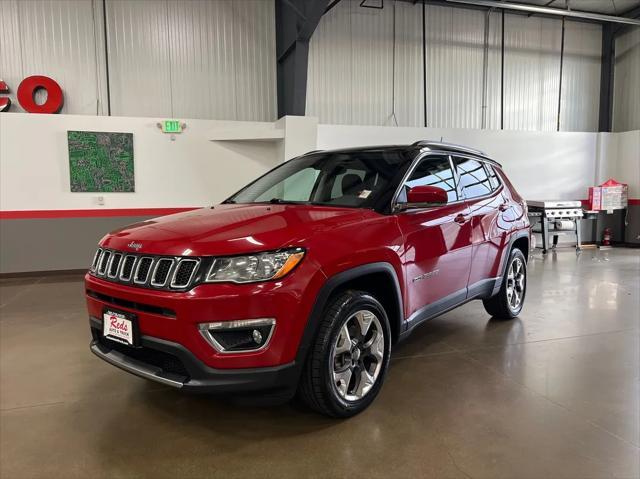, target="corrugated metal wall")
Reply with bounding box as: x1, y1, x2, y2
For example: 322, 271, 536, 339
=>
0, 0, 108, 115
306, 1, 603, 132
426, 5, 485, 129
496, 14, 562, 131
0, 0, 624, 131
613, 28, 640, 132
561, 21, 602, 132
306, 0, 423, 127
0, 0, 276, 121
107, 0, 276, 120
